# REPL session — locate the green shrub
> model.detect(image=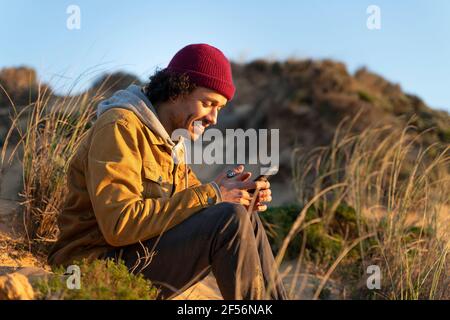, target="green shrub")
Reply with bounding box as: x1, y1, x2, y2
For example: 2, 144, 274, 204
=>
304, 222, 343, 262
260, 204, 304, 259
261, 202, 365, 262
357, 90, 374, 103
438, 128, 450, 143
34, 259, 159, 300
